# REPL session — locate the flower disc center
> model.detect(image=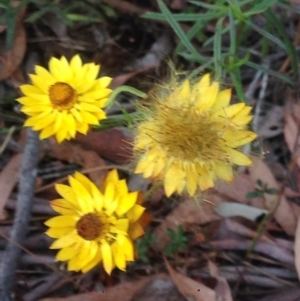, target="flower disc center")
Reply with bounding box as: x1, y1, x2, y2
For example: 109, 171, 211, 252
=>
49, 82, 76, 110
76, 213, 107, 241
156, 105, 224, 161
